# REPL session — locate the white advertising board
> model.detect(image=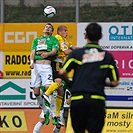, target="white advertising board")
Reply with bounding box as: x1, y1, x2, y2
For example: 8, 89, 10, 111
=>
105, 78, 133, 107
77, 22, 133, 51
0, 79, 38, 108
